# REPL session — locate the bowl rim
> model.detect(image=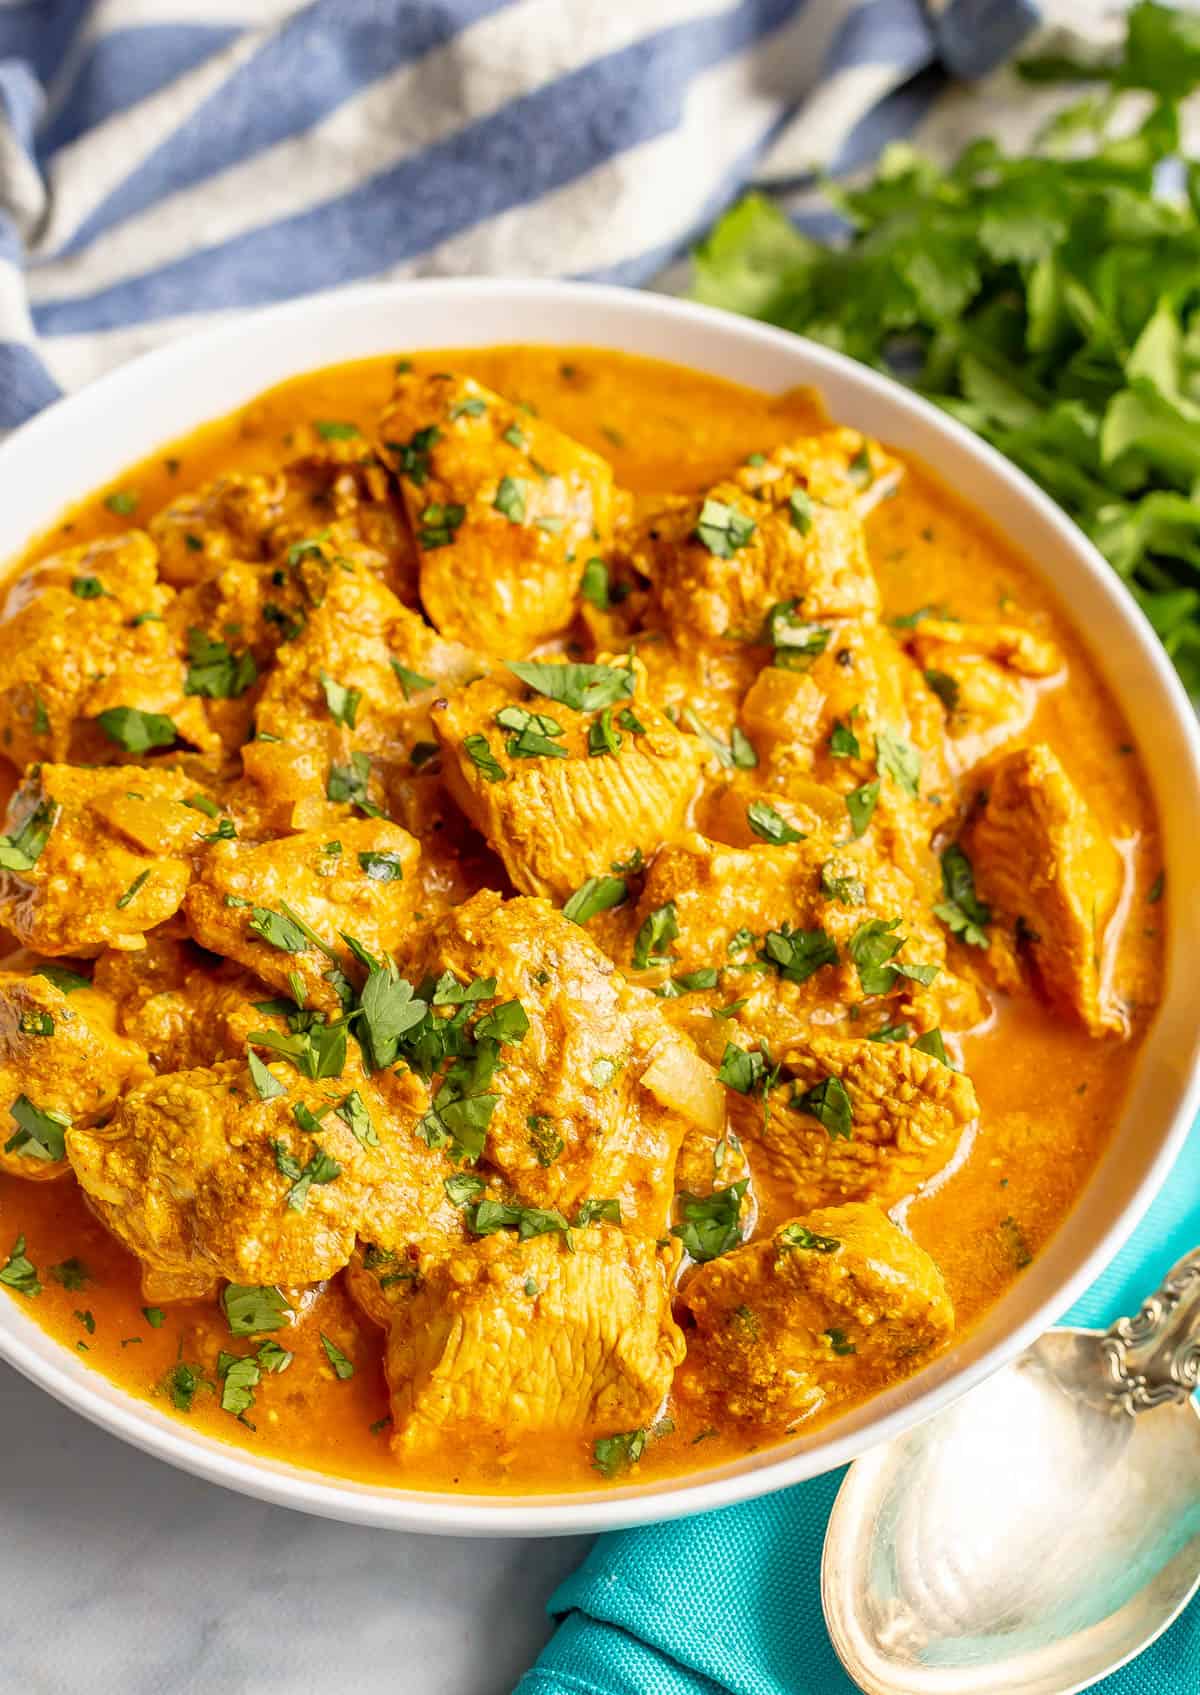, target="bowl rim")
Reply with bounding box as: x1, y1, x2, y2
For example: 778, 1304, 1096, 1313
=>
1, 274, 1198, 1537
